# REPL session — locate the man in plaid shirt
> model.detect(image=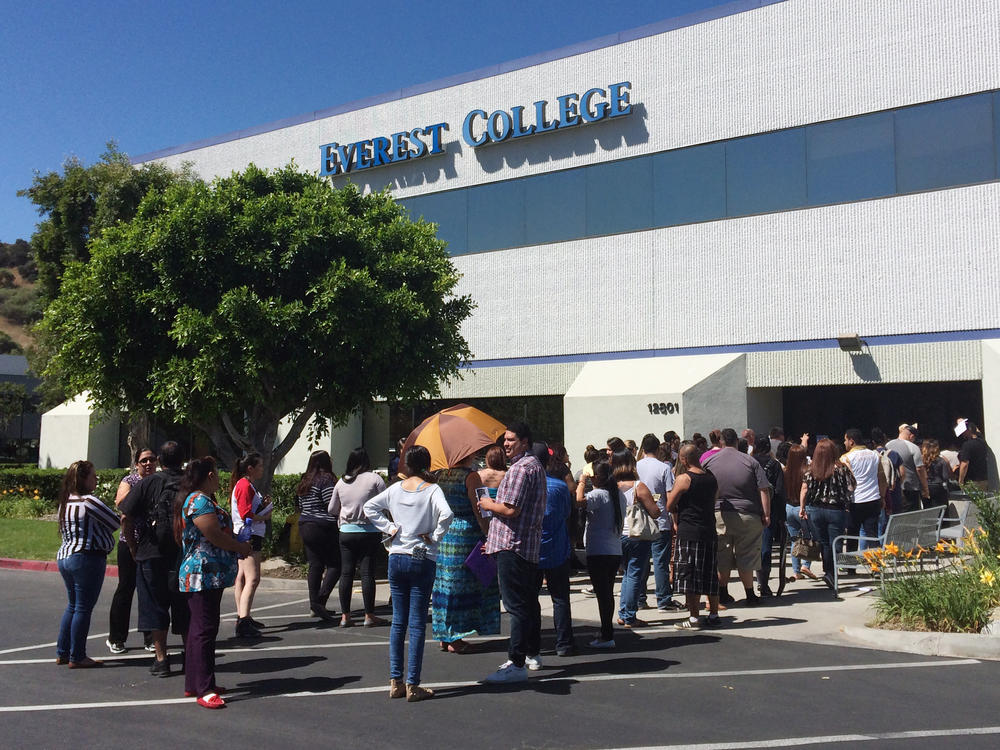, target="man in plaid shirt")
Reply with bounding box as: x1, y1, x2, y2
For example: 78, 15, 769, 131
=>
479, 422, 547, 683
